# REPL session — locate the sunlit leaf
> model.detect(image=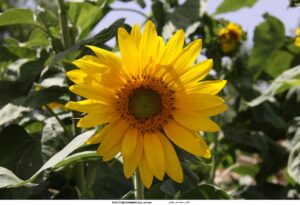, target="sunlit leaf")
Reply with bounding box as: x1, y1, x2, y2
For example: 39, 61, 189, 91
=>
0, 103, 30, 126
215, 0, 258, 14
0, 8, 36, 26
248, 65, 300, 106
288, 142, 300, 184
248, 14, 286, 79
